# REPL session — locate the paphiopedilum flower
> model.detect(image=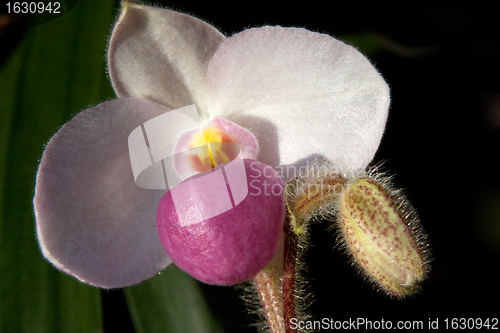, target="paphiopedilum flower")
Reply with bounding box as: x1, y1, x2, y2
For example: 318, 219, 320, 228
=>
33, 3, 389, 289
